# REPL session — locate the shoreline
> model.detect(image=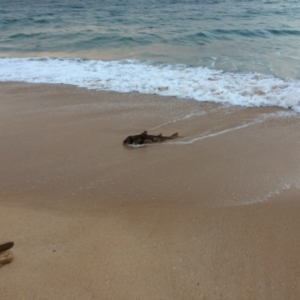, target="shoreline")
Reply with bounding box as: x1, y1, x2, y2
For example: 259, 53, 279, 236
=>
1, 82, 300, 299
